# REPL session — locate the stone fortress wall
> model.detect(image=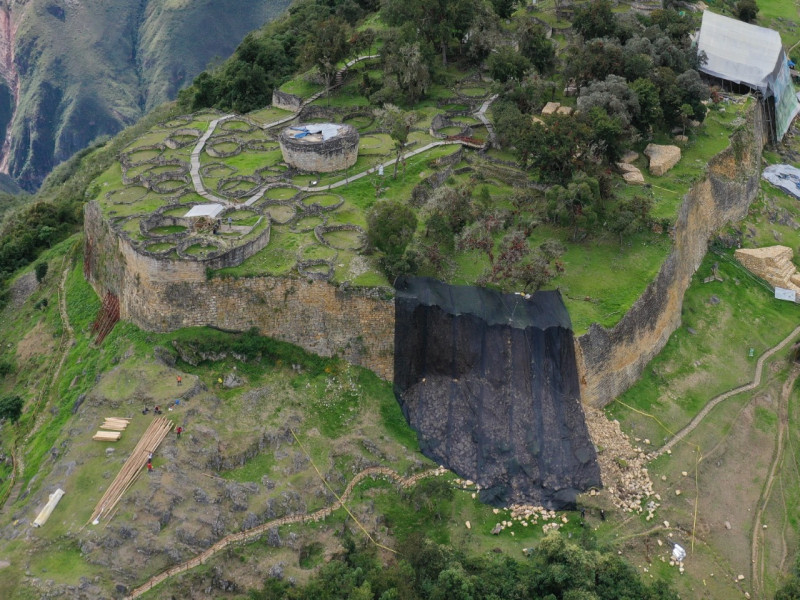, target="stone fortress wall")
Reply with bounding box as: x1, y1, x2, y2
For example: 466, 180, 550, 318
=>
575, 100, 767, 407
84, 201, 395, 379
85, 100, 768, 404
